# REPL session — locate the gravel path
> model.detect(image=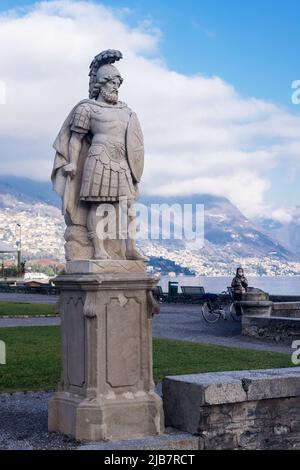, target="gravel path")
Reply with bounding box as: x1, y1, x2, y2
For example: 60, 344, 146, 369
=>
0, 388, 195, 451
0, 392, 78, 450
